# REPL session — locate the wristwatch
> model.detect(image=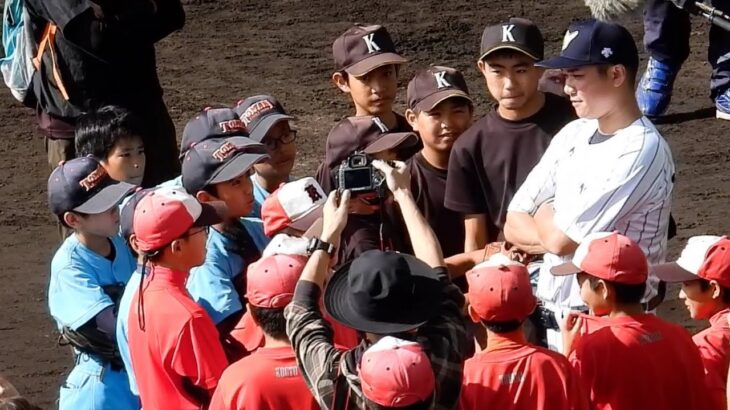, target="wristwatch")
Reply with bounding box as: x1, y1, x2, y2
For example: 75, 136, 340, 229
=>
306, 237, 336, 257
